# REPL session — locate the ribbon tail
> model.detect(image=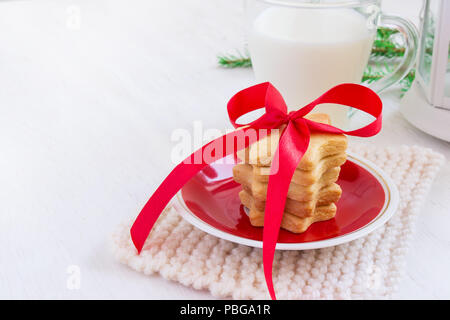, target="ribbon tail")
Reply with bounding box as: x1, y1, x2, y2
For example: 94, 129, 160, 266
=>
130, 162, 202, 253
130, 127, 266, 253
263, 120, 310, 300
